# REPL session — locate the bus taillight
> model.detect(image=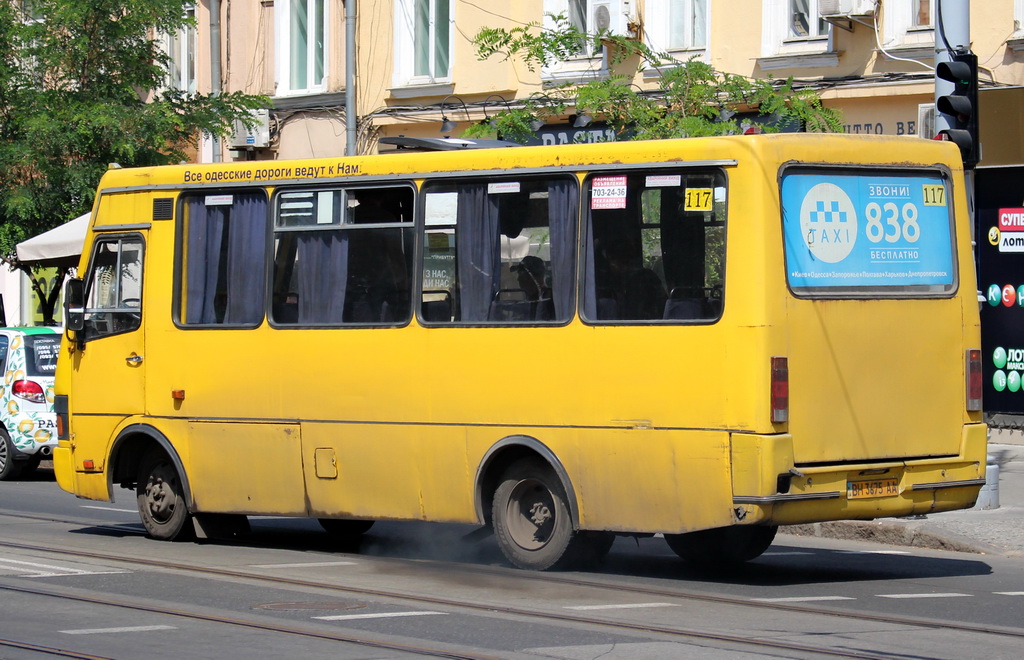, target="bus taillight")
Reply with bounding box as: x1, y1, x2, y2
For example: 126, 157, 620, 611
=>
967, 349, 983, 411
771, 356, 789, 423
